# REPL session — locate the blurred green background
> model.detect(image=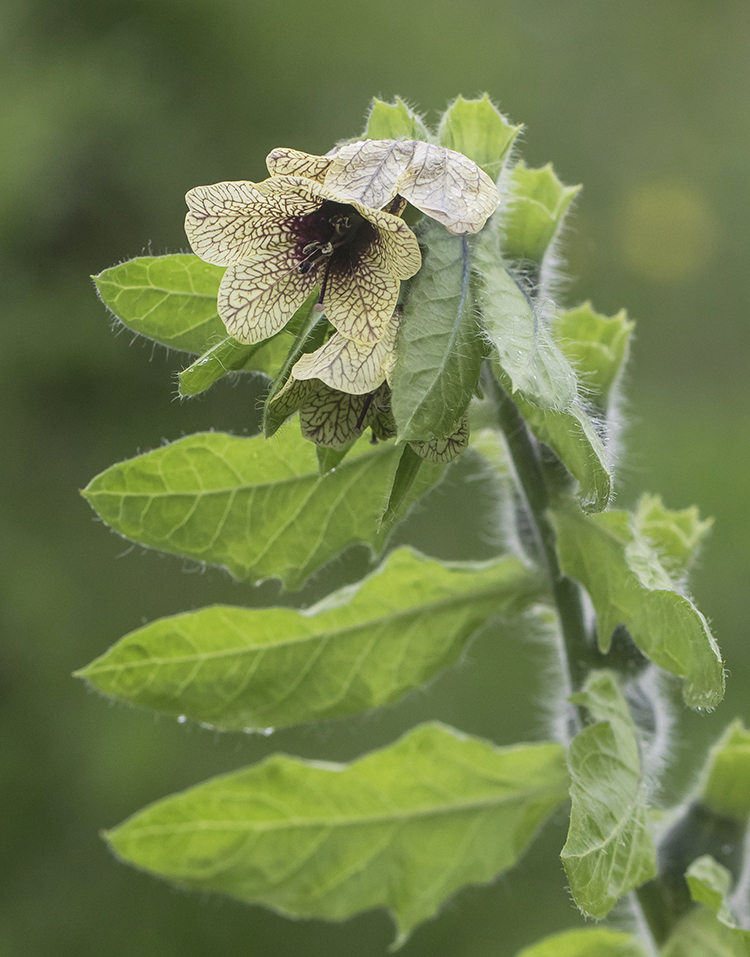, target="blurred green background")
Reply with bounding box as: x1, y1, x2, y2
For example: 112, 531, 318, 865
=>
2, 1, 748, 954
